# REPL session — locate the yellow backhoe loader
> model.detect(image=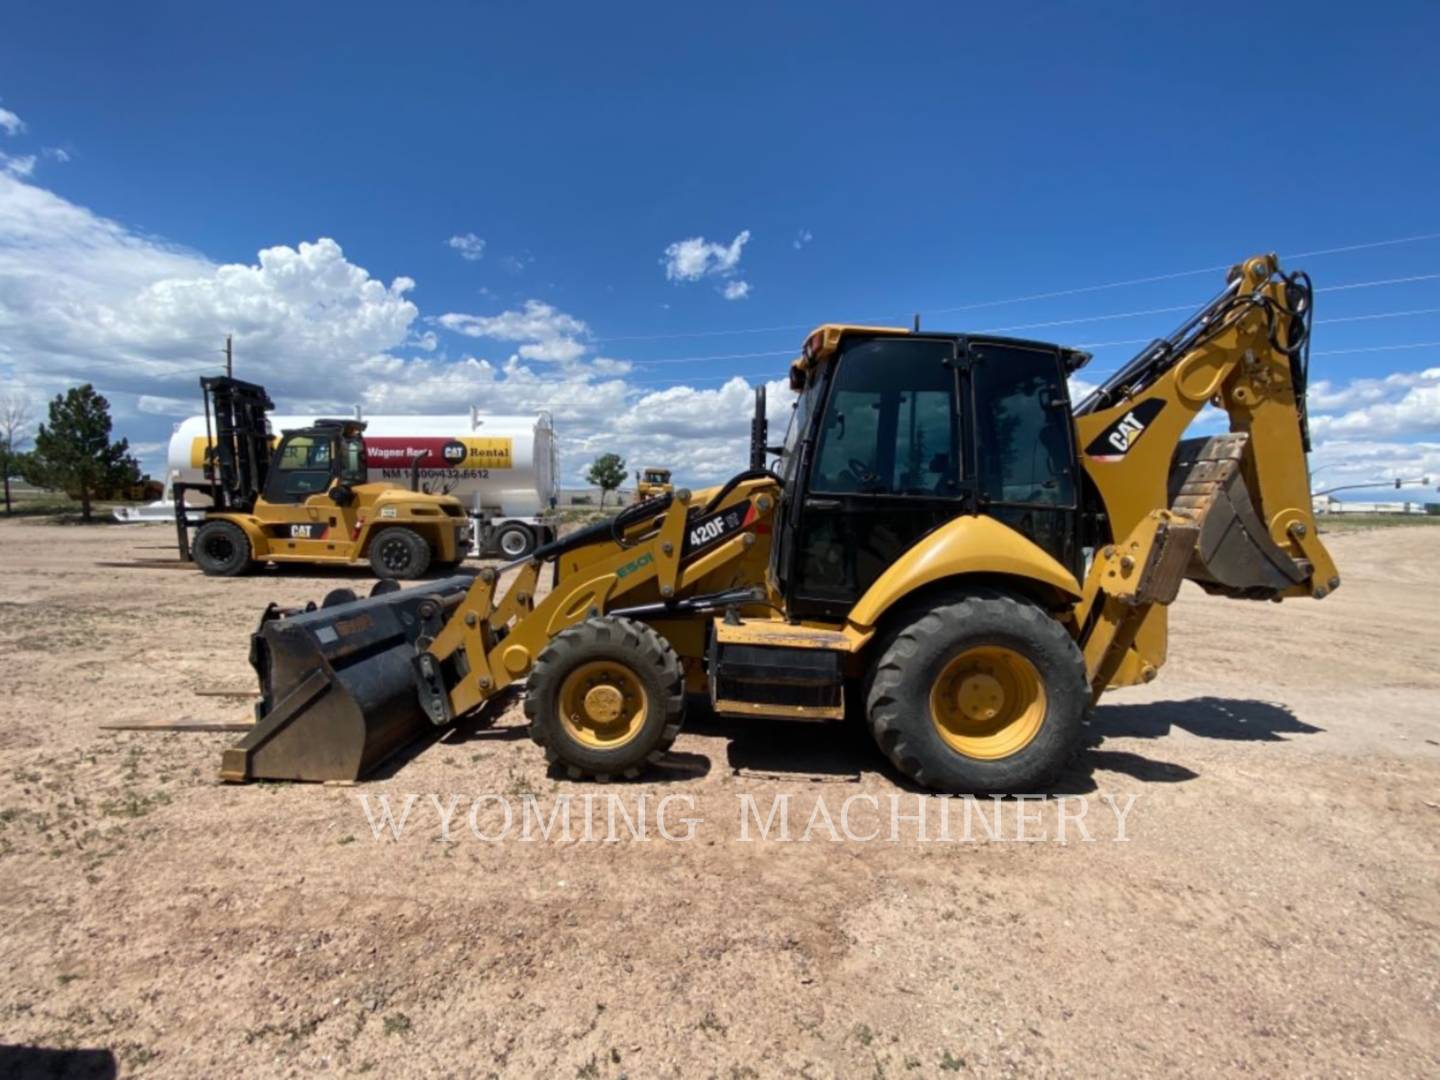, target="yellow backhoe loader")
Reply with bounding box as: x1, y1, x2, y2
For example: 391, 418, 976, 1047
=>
221, 254, 1337, 792
178, 378, 470, 579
